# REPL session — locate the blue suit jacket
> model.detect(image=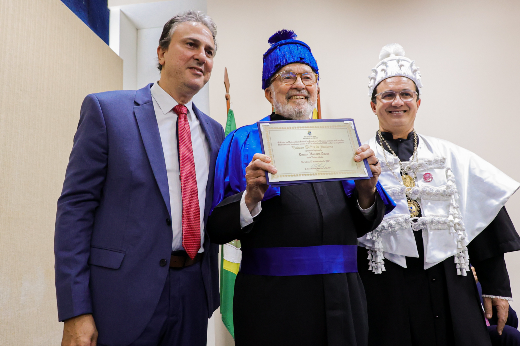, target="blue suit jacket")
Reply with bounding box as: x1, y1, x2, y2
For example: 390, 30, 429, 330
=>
55, 84, 224, 345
